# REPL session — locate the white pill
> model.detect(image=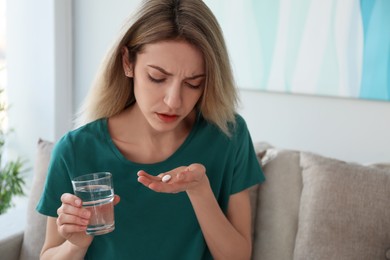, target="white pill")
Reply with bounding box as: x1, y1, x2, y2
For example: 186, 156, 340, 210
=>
162, 175, 172, 183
